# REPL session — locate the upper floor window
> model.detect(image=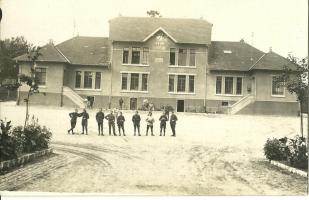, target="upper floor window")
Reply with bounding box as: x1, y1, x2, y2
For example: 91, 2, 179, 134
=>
123, 48, 129, 64
272, 76, 284, 96
131, 47, 140, 64
35, 67, 46, 86
189, 49, 196, 66
142, 47, 149, 65
121, 73, 128, 90
178, 49, 187, 66
170, 48, 176, 65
